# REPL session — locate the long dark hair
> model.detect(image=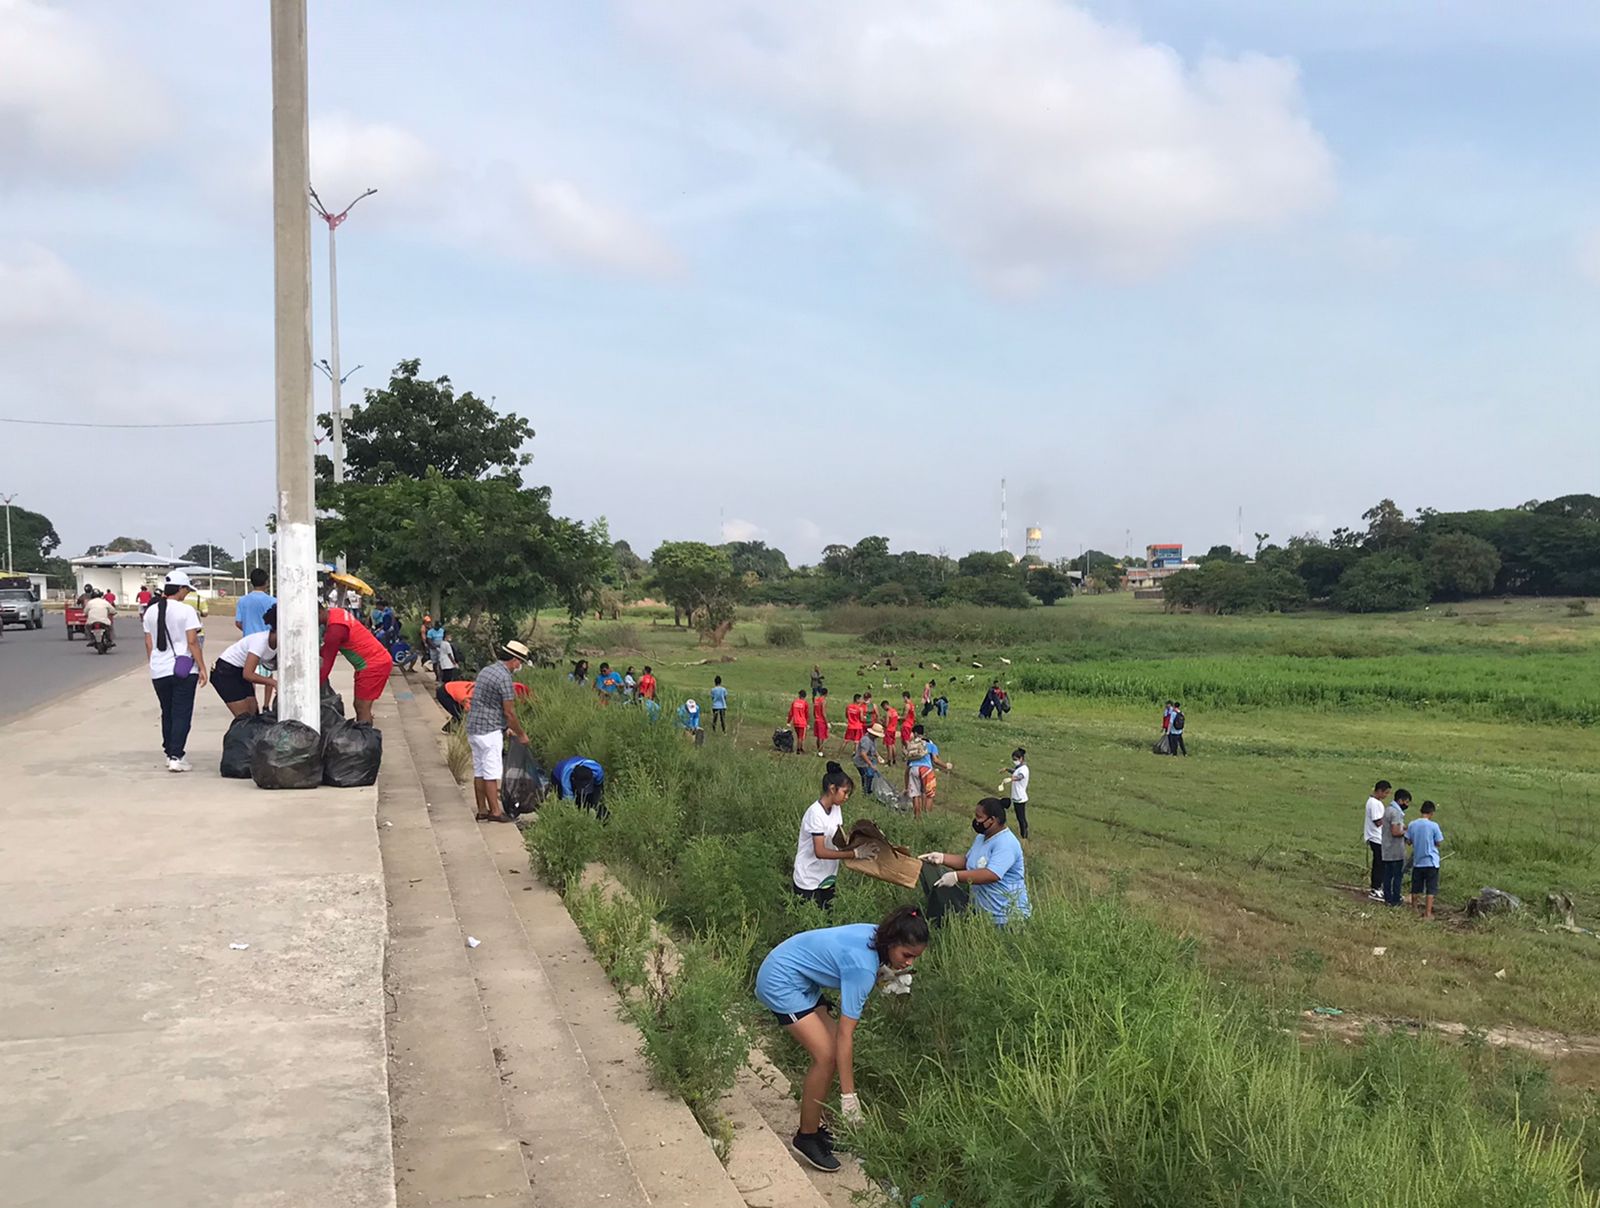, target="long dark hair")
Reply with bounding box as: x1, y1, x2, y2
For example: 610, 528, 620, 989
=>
821, 760, 855, 797
155, 584, 183, 651
872, 905, 929, 963
977, 797, 1009, 826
